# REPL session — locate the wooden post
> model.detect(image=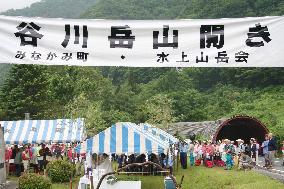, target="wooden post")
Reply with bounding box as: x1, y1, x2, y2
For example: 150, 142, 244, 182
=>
69, 176, 72, 189
90, 175, 94, 189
